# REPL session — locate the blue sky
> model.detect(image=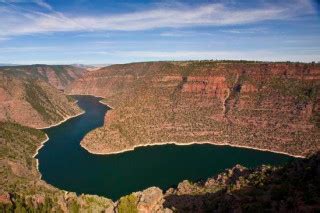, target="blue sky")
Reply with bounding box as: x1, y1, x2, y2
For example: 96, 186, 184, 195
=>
0, 0, 319, 64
